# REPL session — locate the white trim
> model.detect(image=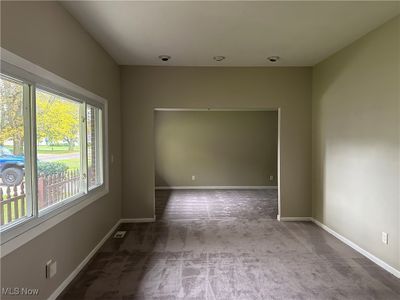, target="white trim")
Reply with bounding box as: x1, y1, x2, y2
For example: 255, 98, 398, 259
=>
48, 219, 121, 300
28, 216, 400, 299
120, 217, 156, 223
49, 218, 154, 299
0, 48, 110, 255
155, 186, 278, 190
1, 189, 108, 258
153, 107, 281, 220
277, 108, 281, 220
1, 48, 107, 105
0, 47, 109, 192
311, 218, 400, 279
279, 217, 312, 221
